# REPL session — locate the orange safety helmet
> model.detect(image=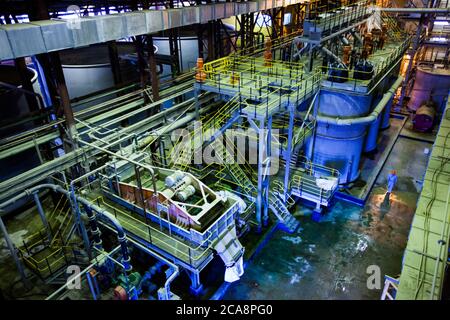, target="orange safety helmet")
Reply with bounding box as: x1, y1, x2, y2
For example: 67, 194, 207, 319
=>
390, 170, 397, 175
